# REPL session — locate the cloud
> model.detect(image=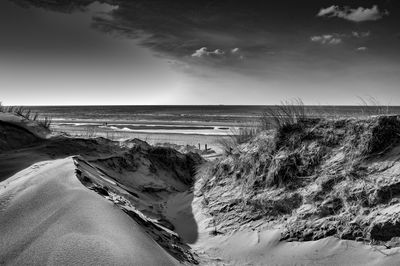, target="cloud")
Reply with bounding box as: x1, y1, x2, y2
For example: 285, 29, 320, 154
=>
190, 46, 246, 65
191, 47, 225, 57
231, 48, 240, 54
310, 35, 342, 45
356, 47, 368, 51
191, 47, 244, 60
317, 5, 338, 17
310, 31, 371, 45
317, 5, 388, 22
352, 31, 370, 38
230, 47, 245, 59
